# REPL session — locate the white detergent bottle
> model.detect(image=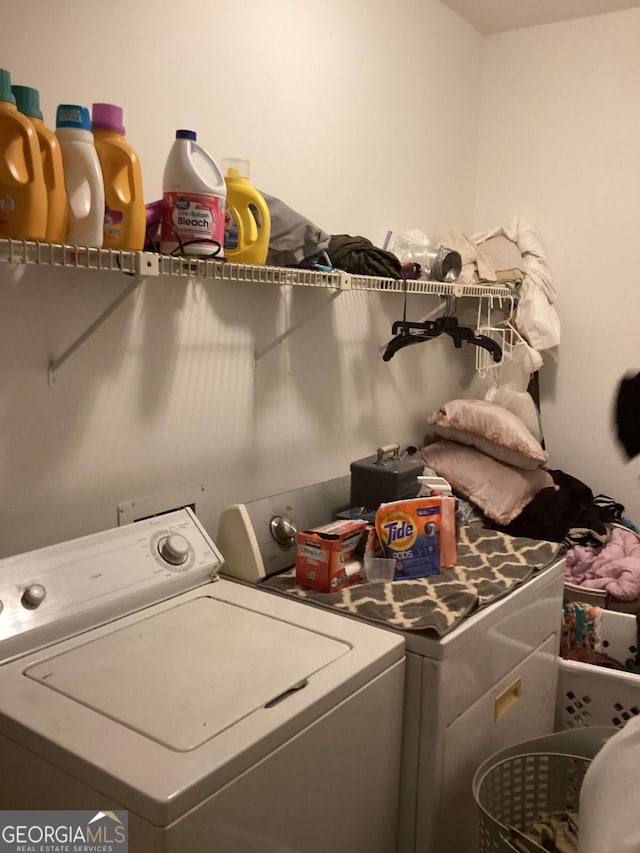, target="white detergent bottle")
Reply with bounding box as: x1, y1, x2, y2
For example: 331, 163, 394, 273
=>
55, 104, 105, 247
160, 129, 226, 257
